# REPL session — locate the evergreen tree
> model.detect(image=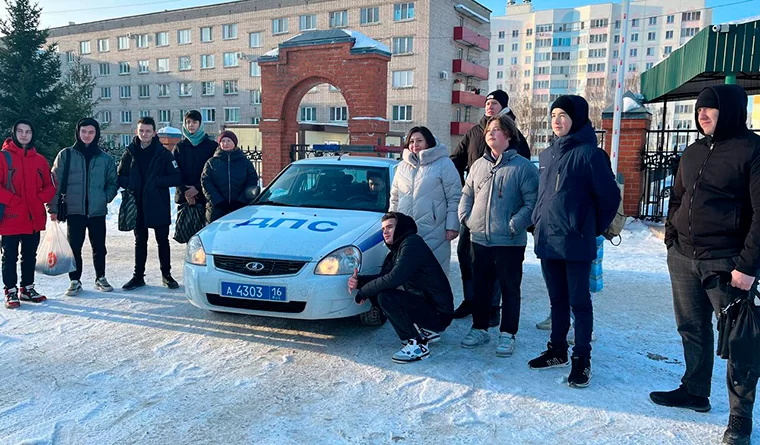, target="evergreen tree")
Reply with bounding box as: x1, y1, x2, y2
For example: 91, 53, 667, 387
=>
0, 0, 64, 160
57, 55, 99, 149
